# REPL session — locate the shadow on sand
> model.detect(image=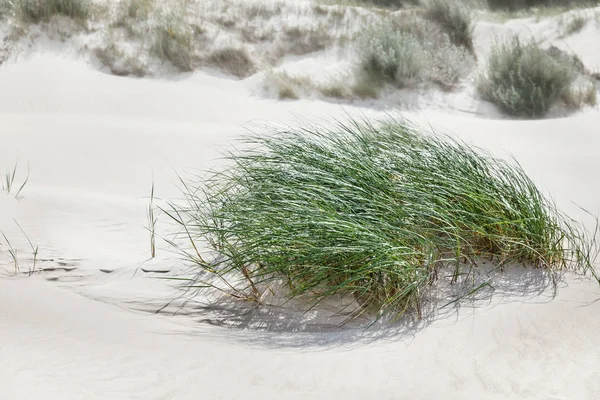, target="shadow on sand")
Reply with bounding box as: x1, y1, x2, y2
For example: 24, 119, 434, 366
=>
114, 262, 600, 350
